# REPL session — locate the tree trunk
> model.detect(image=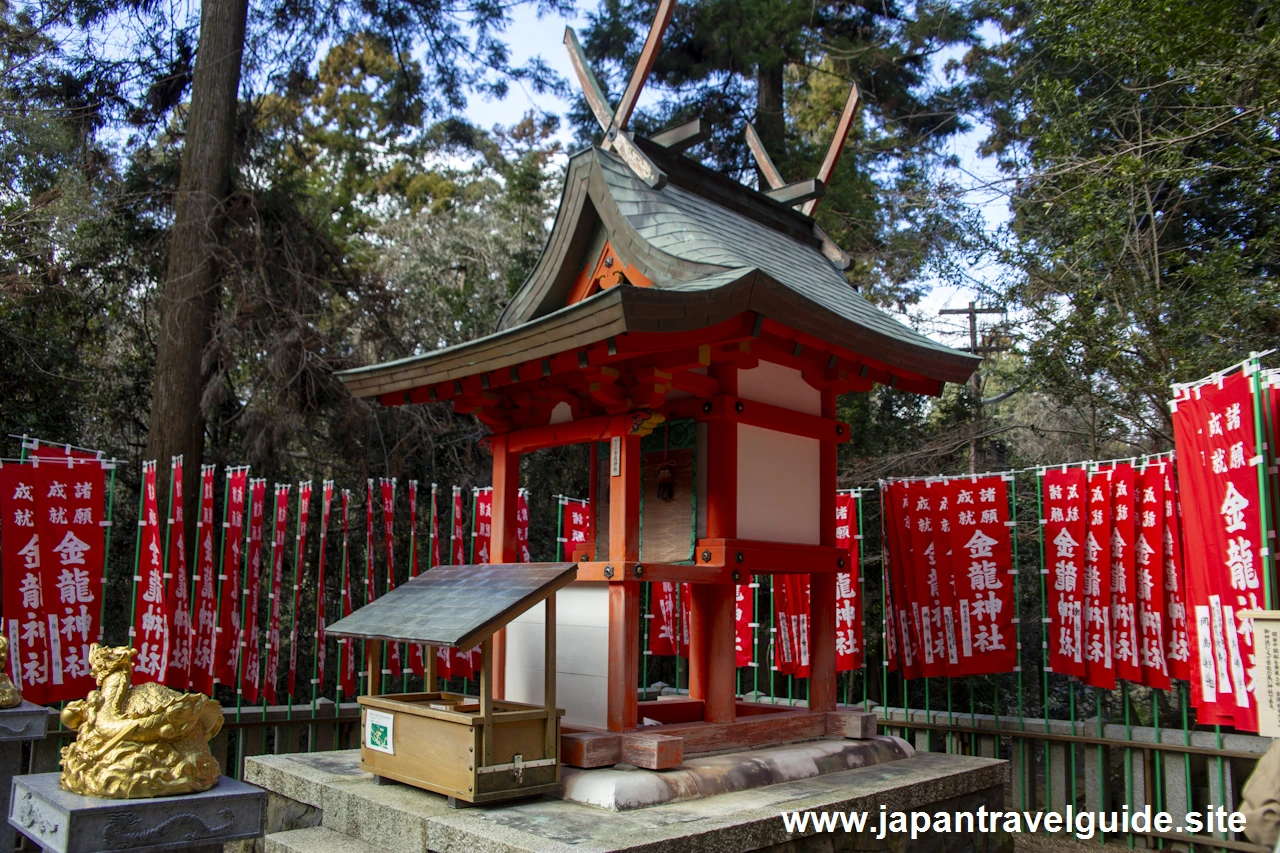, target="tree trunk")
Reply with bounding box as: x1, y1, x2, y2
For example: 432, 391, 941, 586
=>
147, 0, 248, 545
755, 60, 786, 183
